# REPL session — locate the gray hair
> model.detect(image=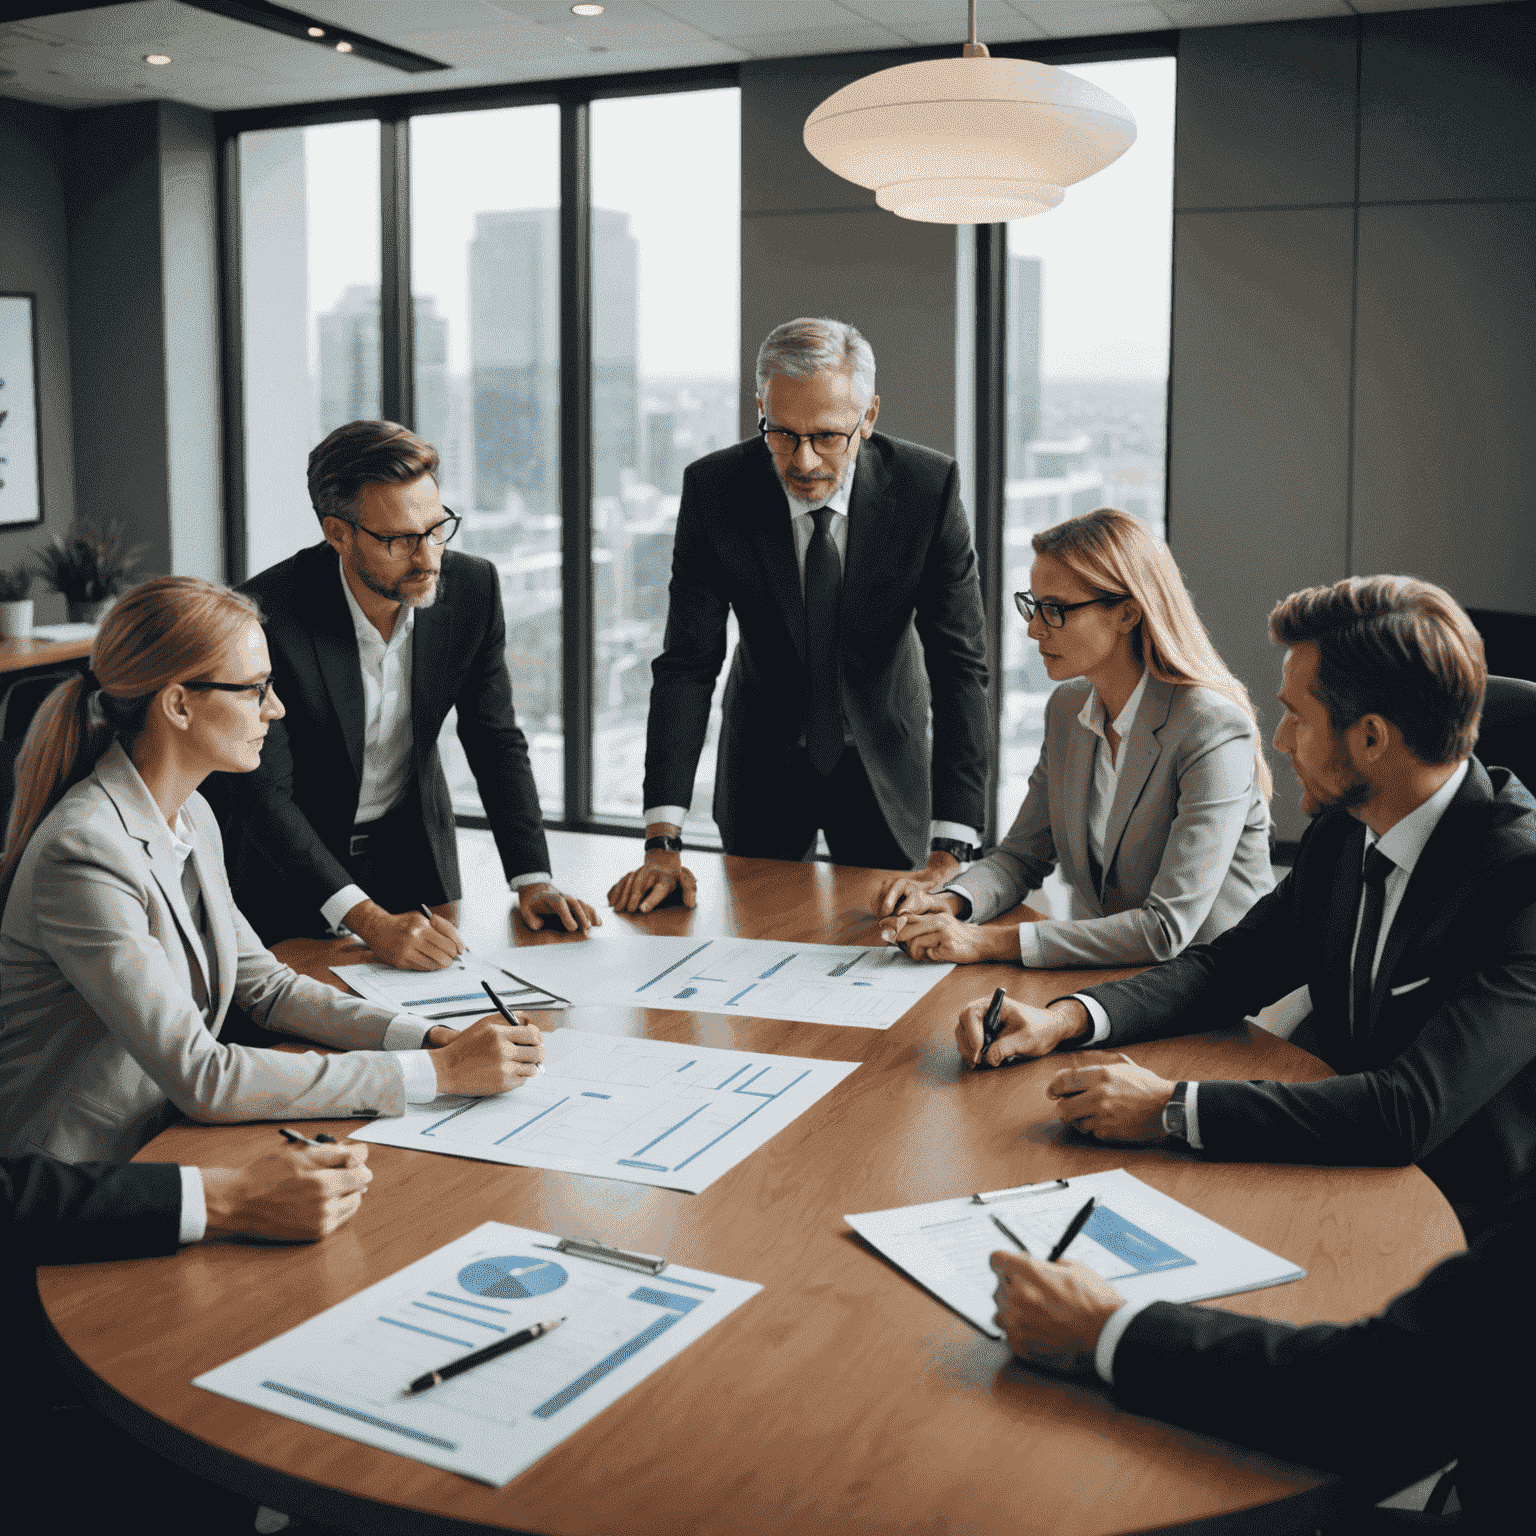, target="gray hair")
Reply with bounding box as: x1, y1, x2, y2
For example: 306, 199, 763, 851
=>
755, 317, 876, 407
